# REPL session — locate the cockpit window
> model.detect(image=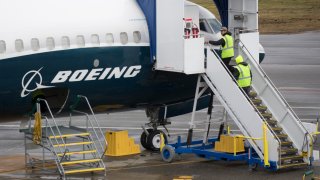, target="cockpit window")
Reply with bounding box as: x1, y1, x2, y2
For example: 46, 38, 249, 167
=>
207, 19, 222, 34
199, 19, 213, 34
